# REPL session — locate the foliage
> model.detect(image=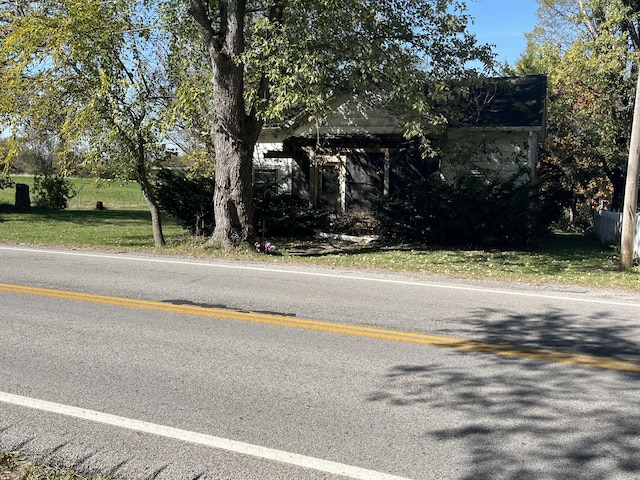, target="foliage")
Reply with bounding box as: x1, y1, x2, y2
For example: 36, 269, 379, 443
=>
160, 0, 497, 249
517, 0, 640, 221
154, 168, 215, 236
253, 180, 330, 237
0, 137, 20, 177
373, 171, 550, 247
0, 176, 14, 190
0, 0, 172, 246
1, 0, 499, 250
32, 174, 76, 210
155, 171, 334, 239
